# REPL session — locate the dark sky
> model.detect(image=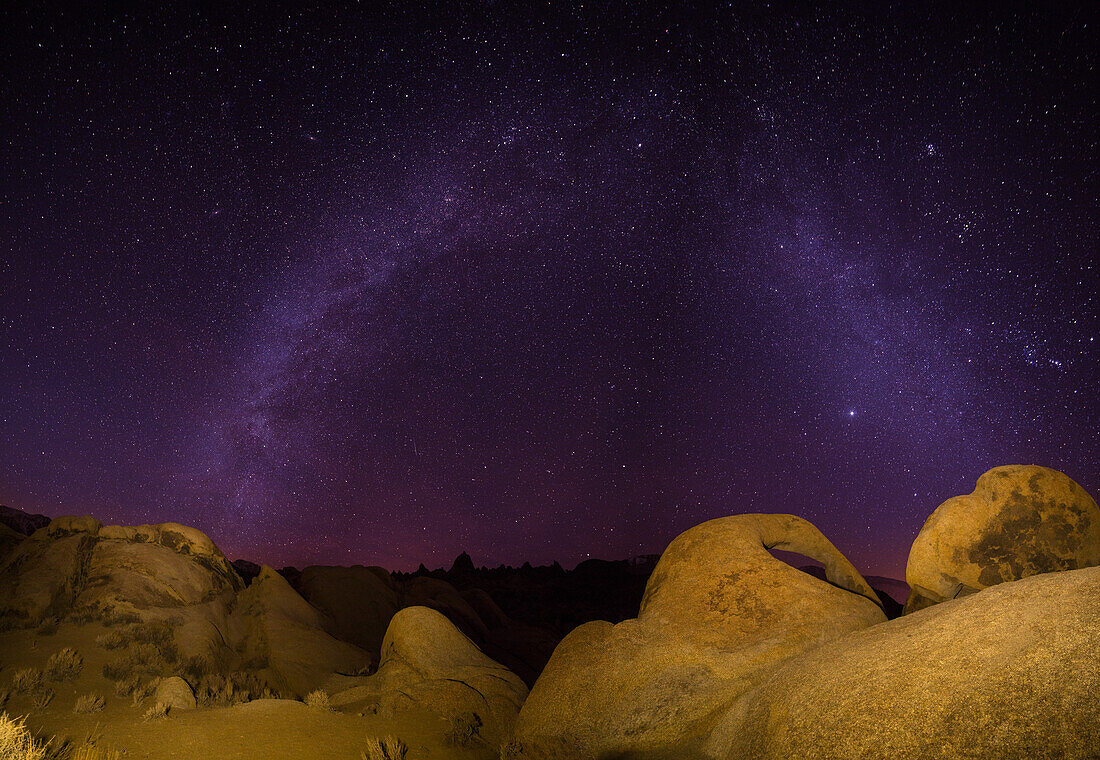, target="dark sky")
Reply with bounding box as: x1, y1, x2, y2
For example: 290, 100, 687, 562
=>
2, 3, 1096, 577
